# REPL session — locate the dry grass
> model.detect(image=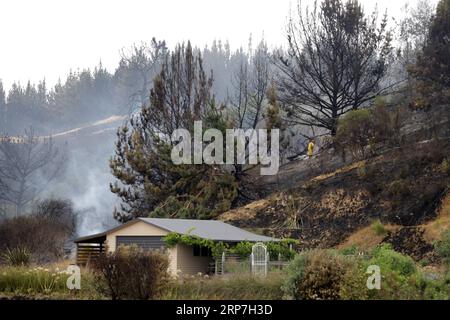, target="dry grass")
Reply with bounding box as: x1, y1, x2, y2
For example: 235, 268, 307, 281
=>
311, 160, 368, 182
337, 191, 449, 252
337, 224, 400, 251
422, 193, 450, 243
164, 272, 284, 300
219, 198, 270, 222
